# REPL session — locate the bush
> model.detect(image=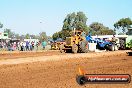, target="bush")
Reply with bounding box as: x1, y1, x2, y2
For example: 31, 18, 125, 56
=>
126, 39, 132, 49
